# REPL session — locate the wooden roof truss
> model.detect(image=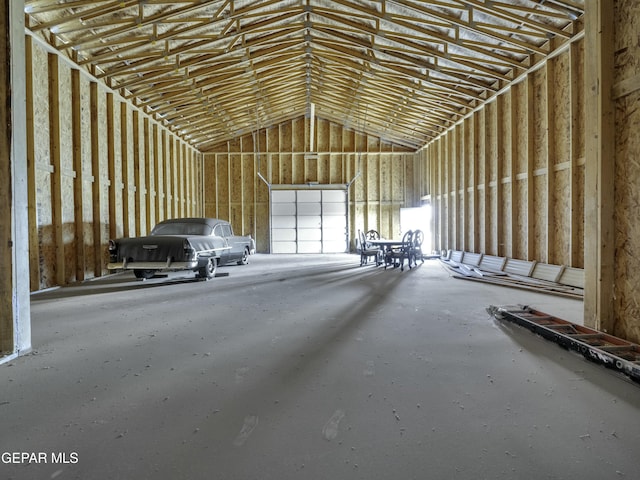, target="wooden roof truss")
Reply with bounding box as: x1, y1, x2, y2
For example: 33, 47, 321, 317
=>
25, 0, 584, 151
